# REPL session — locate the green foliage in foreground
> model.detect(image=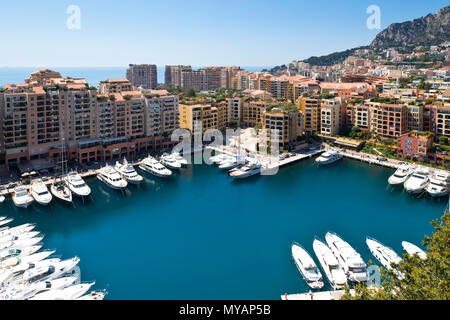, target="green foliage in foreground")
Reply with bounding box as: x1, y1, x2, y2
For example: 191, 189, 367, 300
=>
342, 210, 450, 300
